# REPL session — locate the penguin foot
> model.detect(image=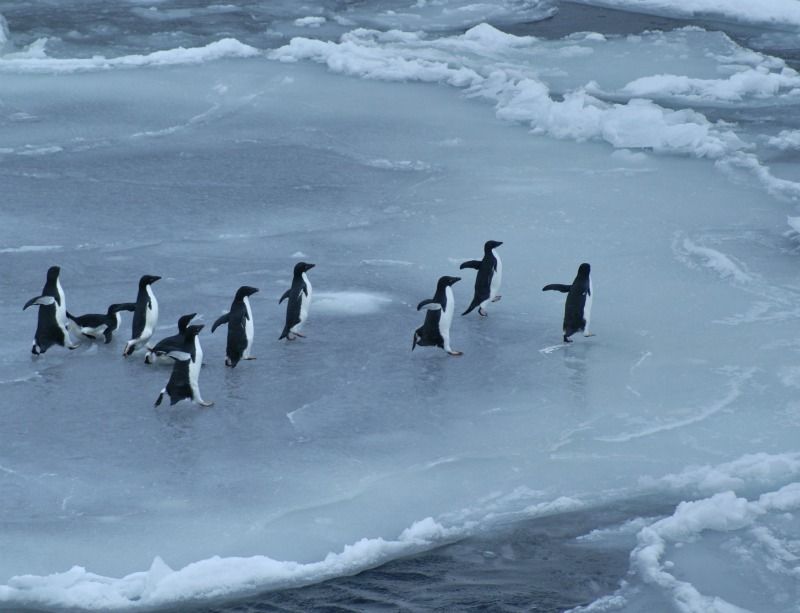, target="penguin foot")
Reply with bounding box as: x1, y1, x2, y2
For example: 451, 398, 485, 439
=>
563, 336, 573, 343
478, 308, 488, 317
286, 334, 296, 341
67, 343, 80, 350
294, 332, 306, 338
584, 333, 596, 337
198, 400, 214, 407
243, 356, 257, 360
31, 344, 42, 356
491, 295, 502, 303
447, 350, 464, 356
